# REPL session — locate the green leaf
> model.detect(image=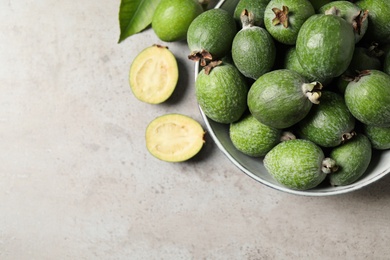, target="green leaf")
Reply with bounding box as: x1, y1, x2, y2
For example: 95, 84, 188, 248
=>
118, 0, 161, 43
